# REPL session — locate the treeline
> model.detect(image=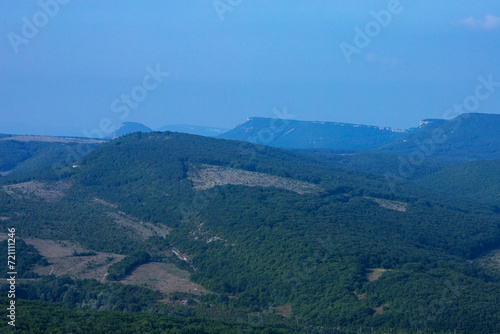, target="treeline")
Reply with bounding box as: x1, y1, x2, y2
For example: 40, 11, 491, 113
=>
5, 275, 162, 313
0, 239, 47, 279
107, 251, 150, 281
2, 297, 303, 334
